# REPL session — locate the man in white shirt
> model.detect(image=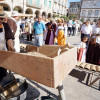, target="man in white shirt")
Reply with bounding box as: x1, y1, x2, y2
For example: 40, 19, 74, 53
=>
81, 20, 92, 42
68, 19, 73, 36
